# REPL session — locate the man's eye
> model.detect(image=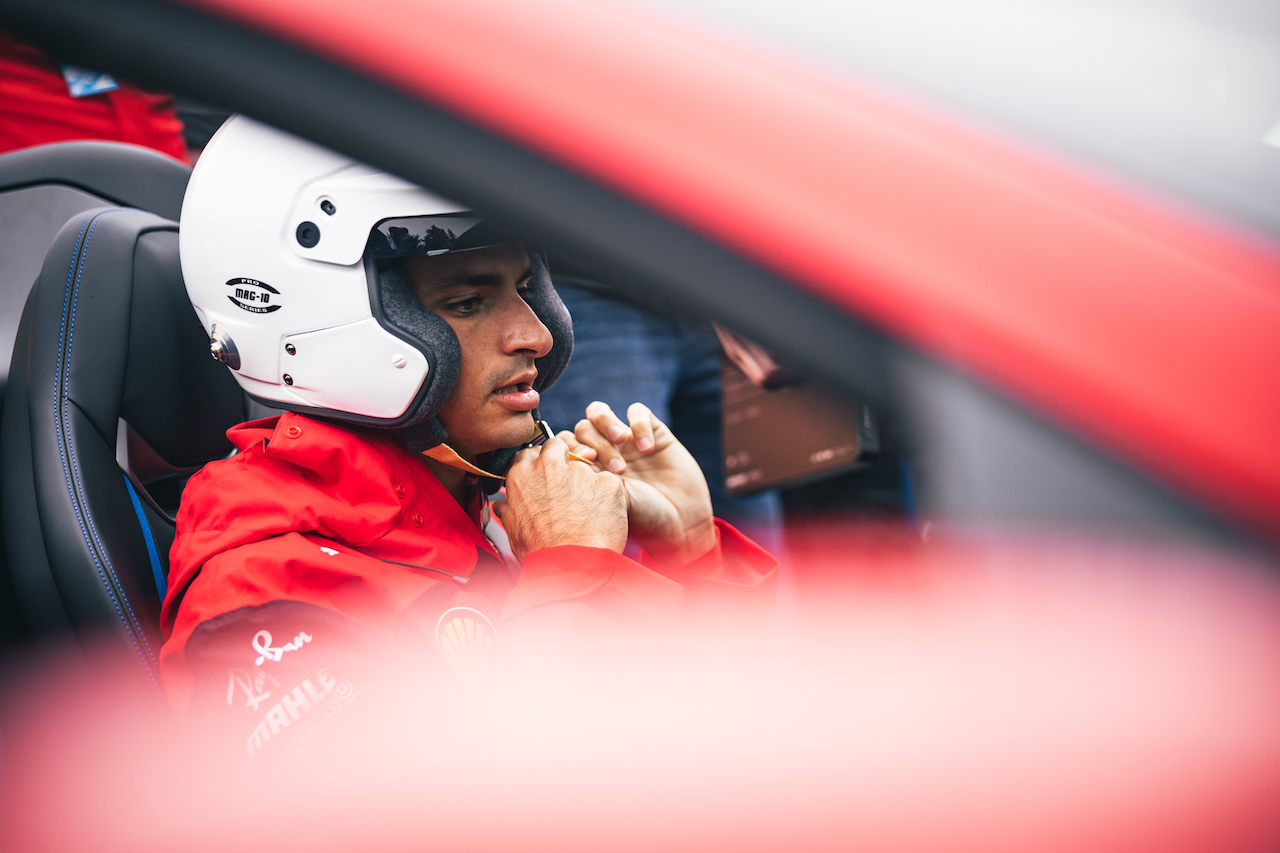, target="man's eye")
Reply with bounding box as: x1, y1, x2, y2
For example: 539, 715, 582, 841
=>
446, 296, 483, 314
